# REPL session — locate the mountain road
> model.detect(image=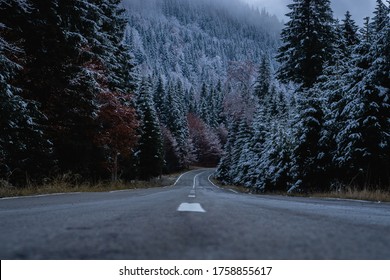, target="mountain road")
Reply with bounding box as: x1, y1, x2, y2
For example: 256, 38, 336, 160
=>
1, 169, 390, 259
